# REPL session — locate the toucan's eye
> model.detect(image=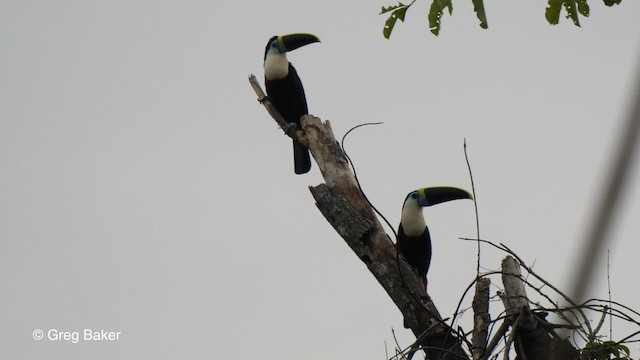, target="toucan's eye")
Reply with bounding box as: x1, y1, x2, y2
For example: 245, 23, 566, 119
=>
410, 192, 418, 199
